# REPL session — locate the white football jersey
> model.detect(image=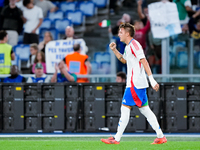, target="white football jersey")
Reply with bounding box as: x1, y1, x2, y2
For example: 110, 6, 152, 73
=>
123, 39, 149, 89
